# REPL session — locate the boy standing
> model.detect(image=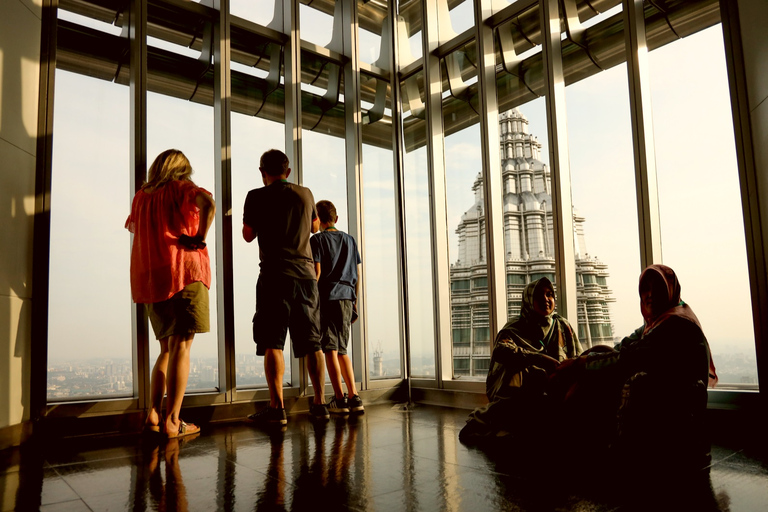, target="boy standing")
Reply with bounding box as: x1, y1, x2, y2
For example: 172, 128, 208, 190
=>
310, 200, 364, 414
242, 149, 329, 424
